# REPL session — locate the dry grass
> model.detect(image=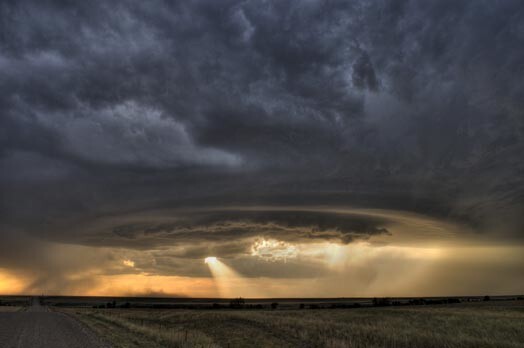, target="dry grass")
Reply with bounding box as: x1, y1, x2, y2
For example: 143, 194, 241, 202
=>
65, 300, 524, 348
67, 309, 218, 348
0, 306, 21, 312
